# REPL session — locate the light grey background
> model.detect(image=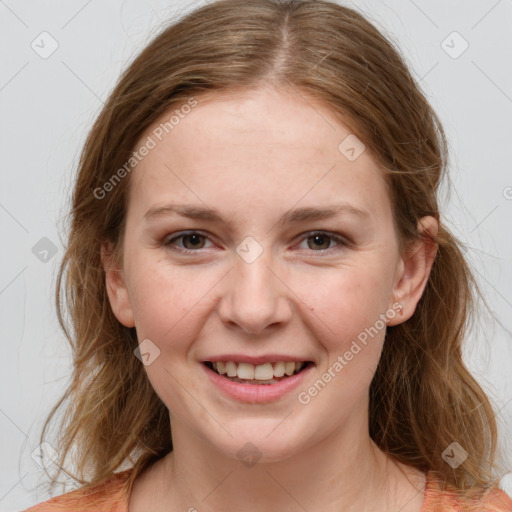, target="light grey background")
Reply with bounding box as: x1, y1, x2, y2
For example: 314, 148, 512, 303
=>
1, 1, 511, 510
